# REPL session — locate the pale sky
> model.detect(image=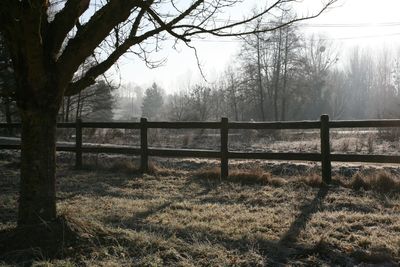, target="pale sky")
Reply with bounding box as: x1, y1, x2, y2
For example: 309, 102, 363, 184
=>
114, 0, 400, 92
